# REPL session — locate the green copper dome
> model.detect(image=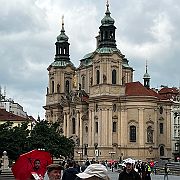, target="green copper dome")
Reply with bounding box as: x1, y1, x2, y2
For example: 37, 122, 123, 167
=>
143, 64, 151, 79
57, 20, 68, 42
101, 3, 115, 26
143, 72, 150, 78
